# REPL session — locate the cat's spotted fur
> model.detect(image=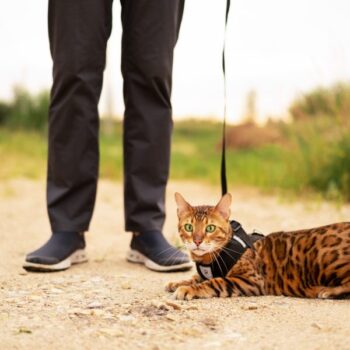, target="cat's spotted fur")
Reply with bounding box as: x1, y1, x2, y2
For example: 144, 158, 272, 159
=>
166, 193, 350, 300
